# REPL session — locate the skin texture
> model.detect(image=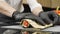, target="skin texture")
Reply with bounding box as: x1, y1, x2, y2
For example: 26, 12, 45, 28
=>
0, 0, 43, 17
31, 6, 43, 16
26, 0, 43, 16
0, 0, 16, 17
